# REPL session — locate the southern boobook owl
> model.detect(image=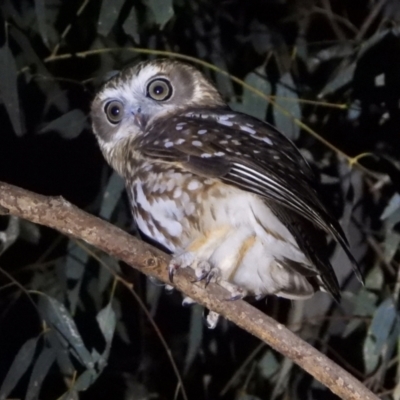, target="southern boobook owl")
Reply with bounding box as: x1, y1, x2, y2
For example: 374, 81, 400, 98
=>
91, 59, 362, 327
